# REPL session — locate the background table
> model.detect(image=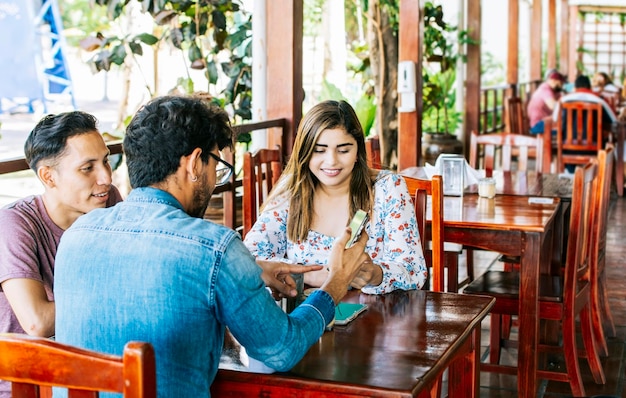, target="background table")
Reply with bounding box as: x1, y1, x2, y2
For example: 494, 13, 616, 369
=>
212, 290, 494, 398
